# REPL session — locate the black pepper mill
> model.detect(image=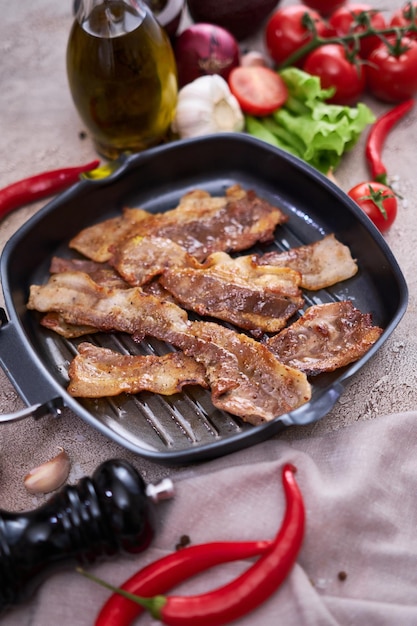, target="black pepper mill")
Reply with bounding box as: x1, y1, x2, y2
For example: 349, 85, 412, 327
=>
0, 459, 174, 611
